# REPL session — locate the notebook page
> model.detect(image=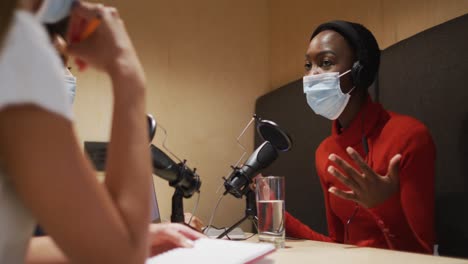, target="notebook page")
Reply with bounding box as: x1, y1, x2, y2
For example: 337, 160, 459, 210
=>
146, 238, 275, 264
